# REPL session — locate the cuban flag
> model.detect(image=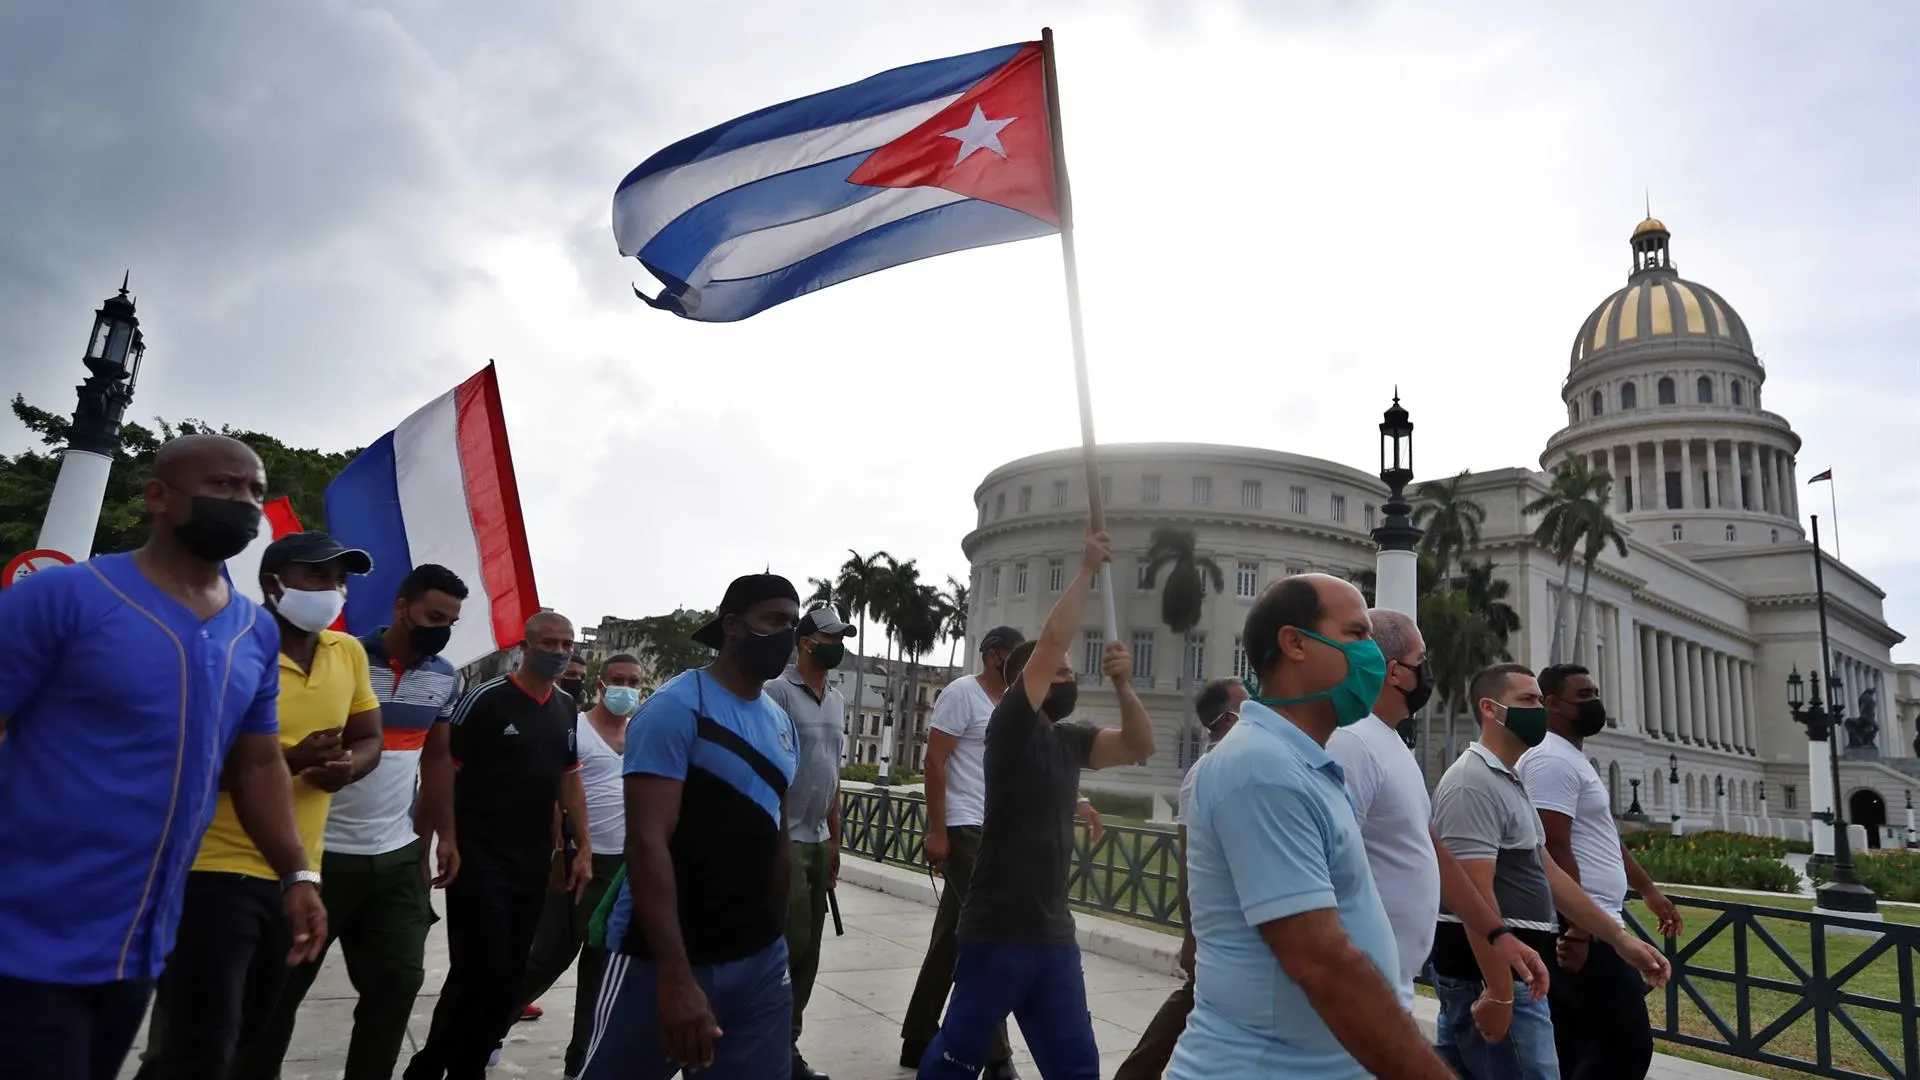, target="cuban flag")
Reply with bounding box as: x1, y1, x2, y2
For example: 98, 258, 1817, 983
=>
614, 41, 1061, 322
226, 497, 317, 609
324, 364, 540, 668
